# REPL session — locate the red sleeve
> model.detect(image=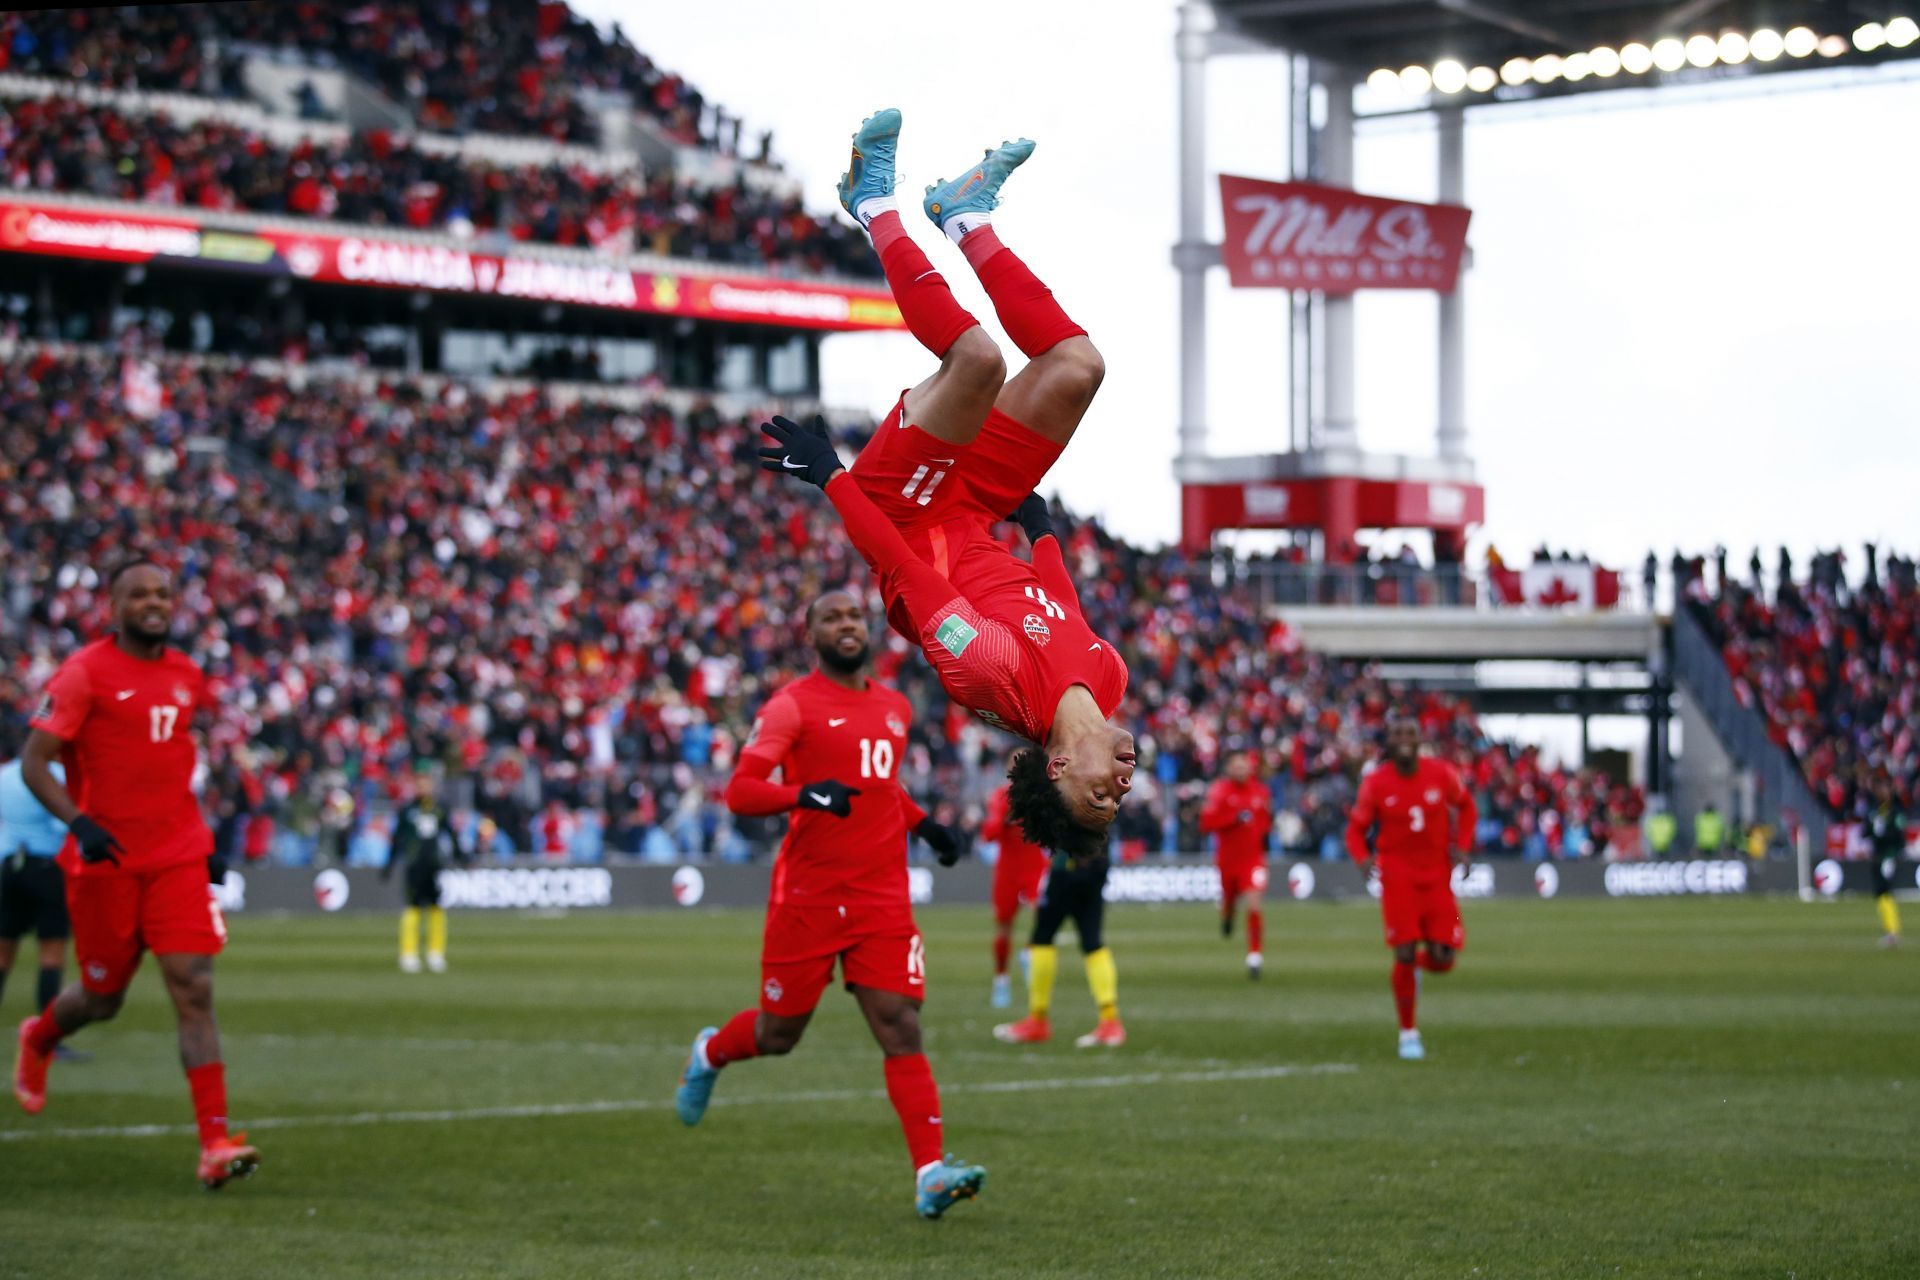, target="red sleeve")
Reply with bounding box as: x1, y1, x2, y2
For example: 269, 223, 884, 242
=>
1198, 780, 1234, 834
29, 658, 93, 741
824, 472, 967, 636
1029, 536, 1085, 619
899, 792, 928, 831
979, 788, 1007, 841
725, 693, 802, 816
1345, 771, 1377, 863
1449, 765, 1478, 854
